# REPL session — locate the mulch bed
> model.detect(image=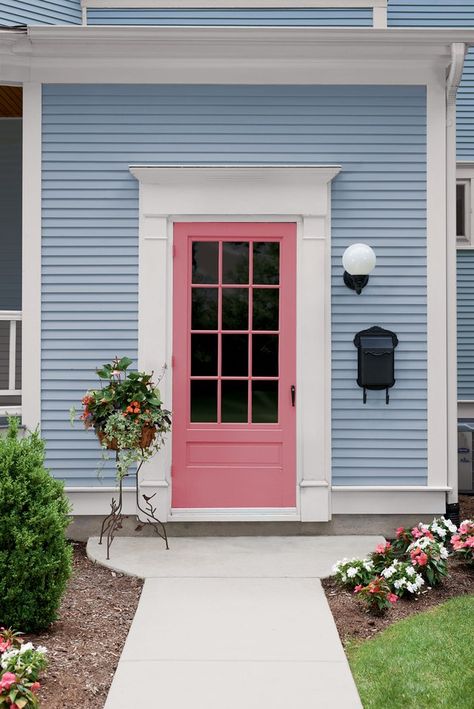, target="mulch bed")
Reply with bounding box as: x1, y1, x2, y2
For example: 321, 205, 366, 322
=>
16, 496, 474, 705
27, 543, 143, 708
322, 495, 474, 647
